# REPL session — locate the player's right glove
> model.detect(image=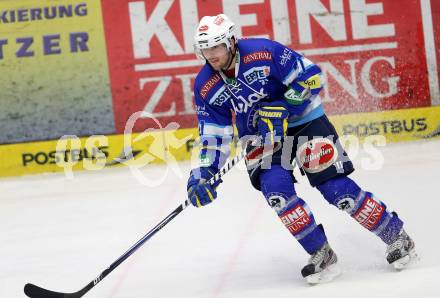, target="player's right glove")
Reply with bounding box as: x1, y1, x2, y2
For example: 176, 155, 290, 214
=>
257, 102, 289, 145
187, 167, 222, 207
